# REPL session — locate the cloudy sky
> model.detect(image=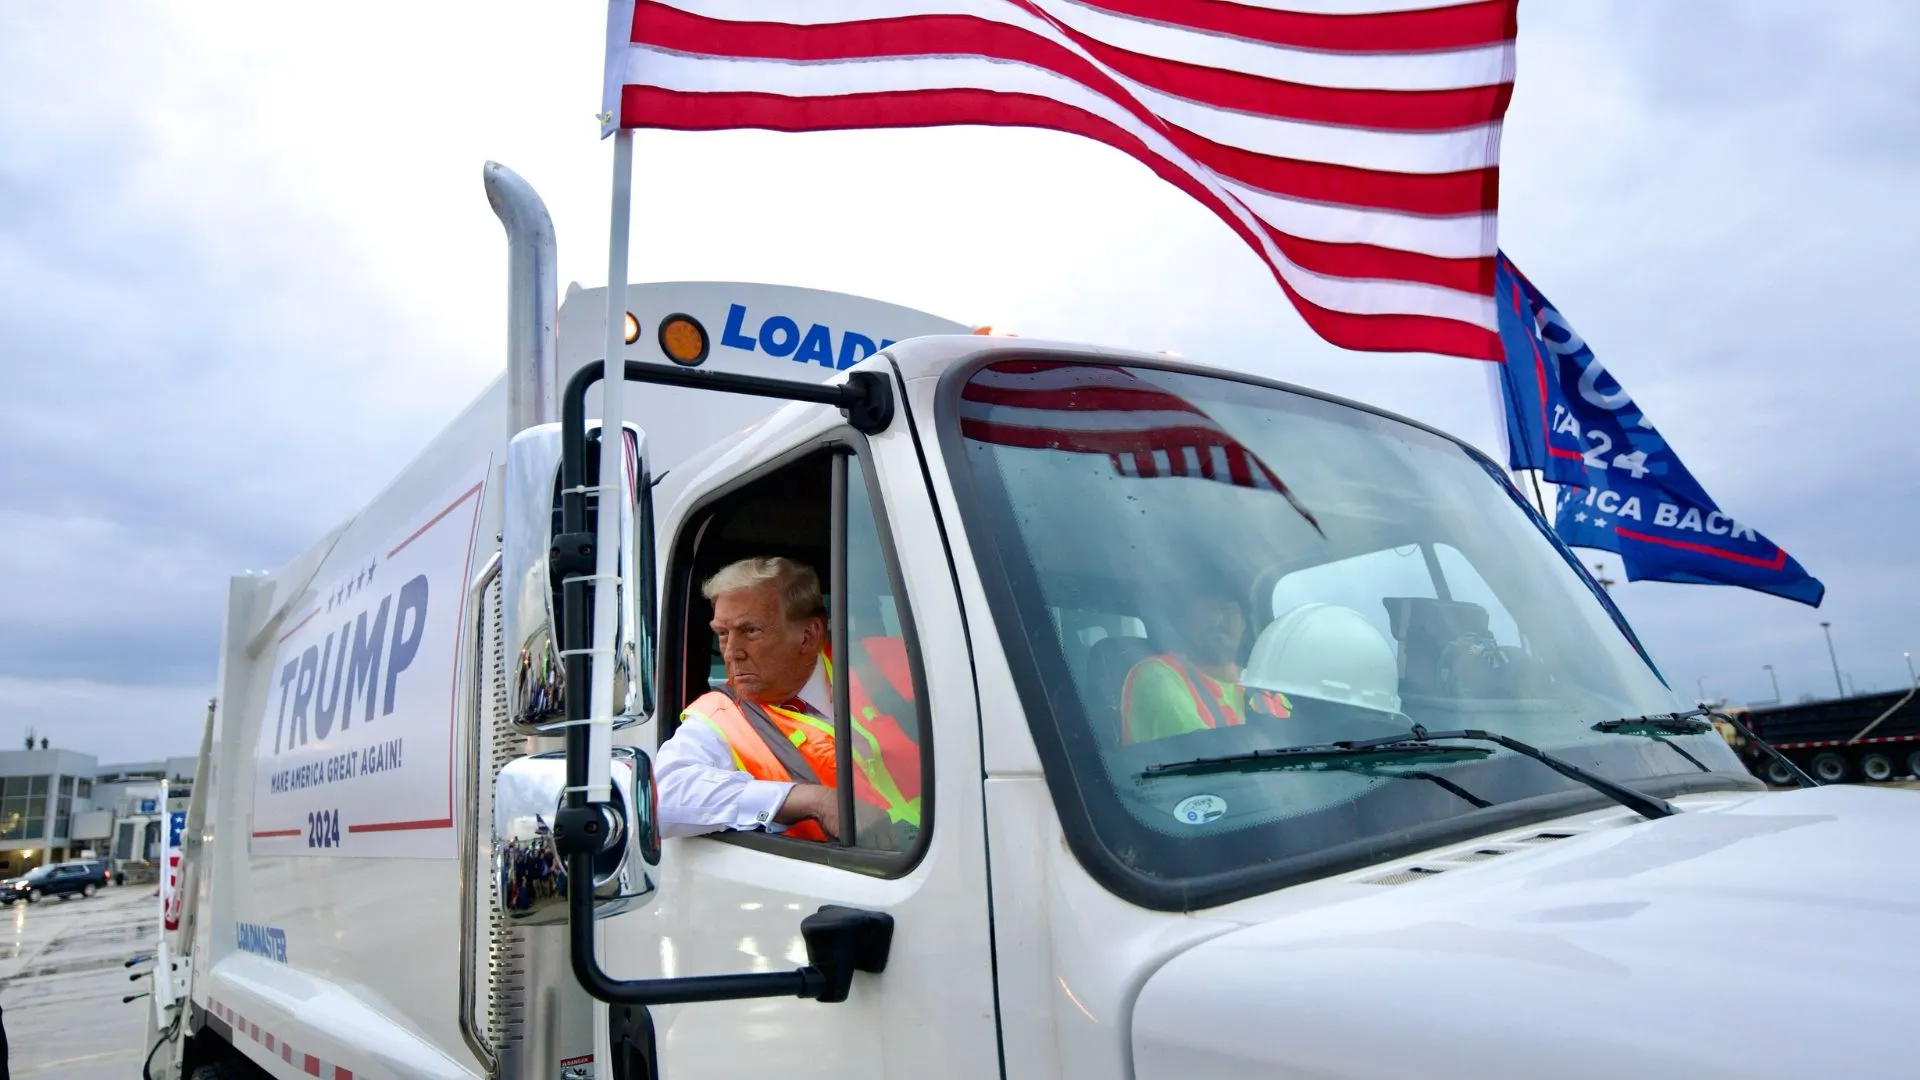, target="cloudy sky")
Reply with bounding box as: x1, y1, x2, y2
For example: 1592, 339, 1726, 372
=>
2, 1, 1914, 761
